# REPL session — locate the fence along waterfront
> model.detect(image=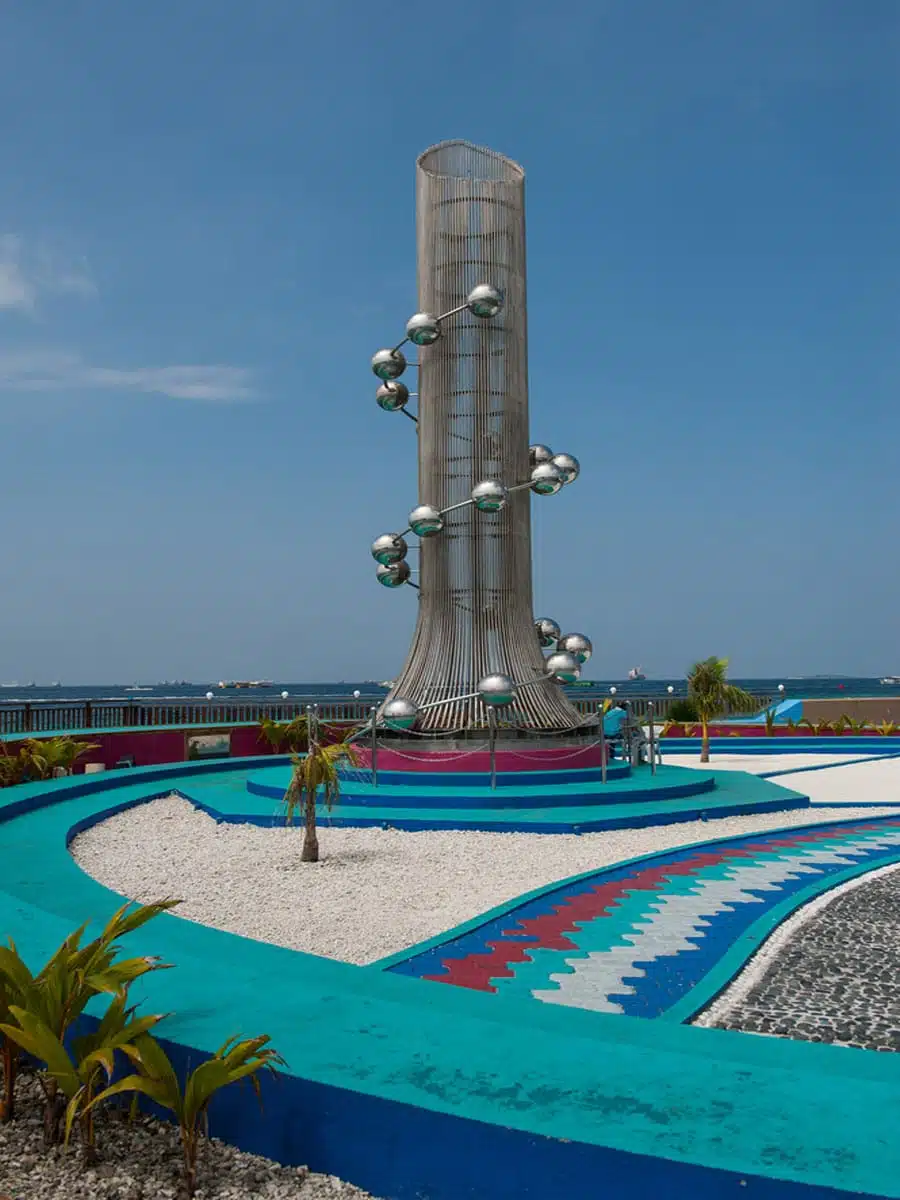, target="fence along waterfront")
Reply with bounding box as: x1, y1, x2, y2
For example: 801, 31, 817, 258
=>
0, 694, 772, 737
